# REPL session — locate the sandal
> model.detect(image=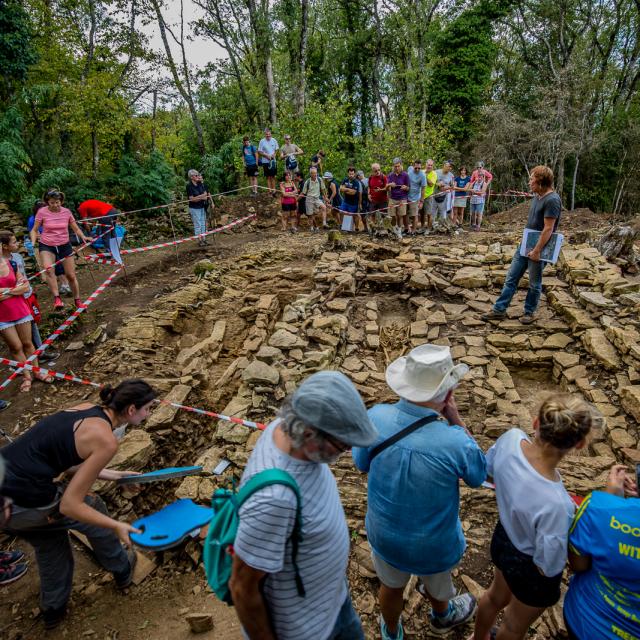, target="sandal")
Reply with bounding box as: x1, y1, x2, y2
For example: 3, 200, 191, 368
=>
35, 370, 54, 384
20, 377, 32, 393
